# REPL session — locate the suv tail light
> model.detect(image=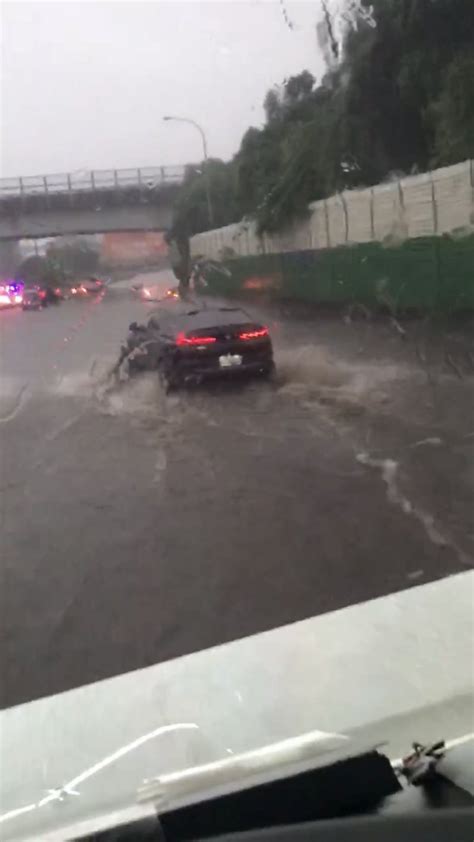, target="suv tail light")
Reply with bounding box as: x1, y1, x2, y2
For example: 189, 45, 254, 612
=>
176, 332, 216, 346
239, 327, 269, 340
